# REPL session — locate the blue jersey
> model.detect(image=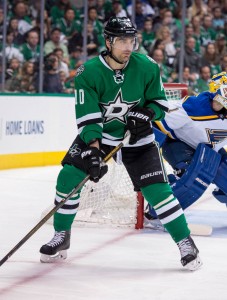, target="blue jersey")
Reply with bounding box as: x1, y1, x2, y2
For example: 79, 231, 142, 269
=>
155, 91, 227, 151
